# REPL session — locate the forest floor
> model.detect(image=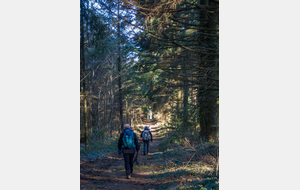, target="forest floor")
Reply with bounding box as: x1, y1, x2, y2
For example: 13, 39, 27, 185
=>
80, 120, 164, 190
80, 120, 219, 190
